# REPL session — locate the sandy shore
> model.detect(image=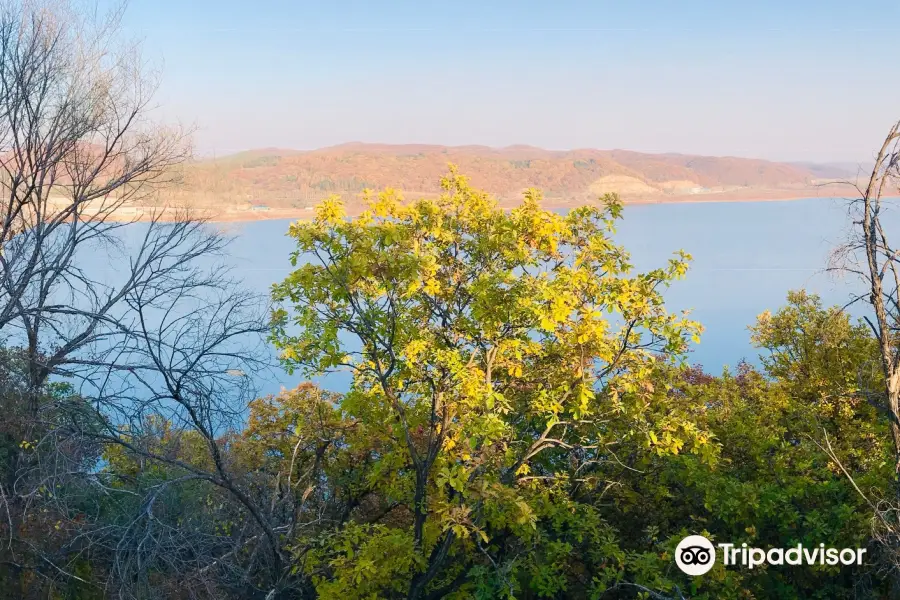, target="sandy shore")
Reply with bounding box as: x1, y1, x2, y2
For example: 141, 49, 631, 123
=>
625, 185, 867, 205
